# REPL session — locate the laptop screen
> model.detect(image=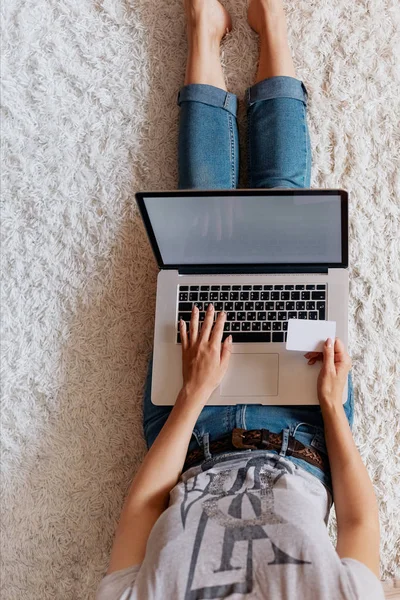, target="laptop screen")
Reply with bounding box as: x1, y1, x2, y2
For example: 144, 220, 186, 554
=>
138, 191, 347, 268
